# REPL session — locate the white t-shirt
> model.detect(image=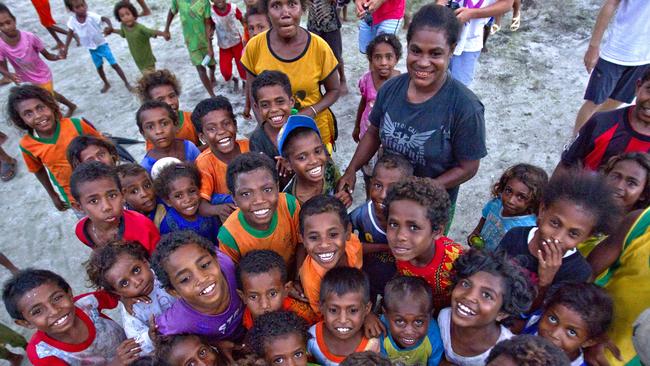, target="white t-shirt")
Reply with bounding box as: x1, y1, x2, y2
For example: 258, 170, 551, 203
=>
452, 0, 496, 55
438, 307, 514, 366
600, 0, 650, 65
67, 11, 106, 50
